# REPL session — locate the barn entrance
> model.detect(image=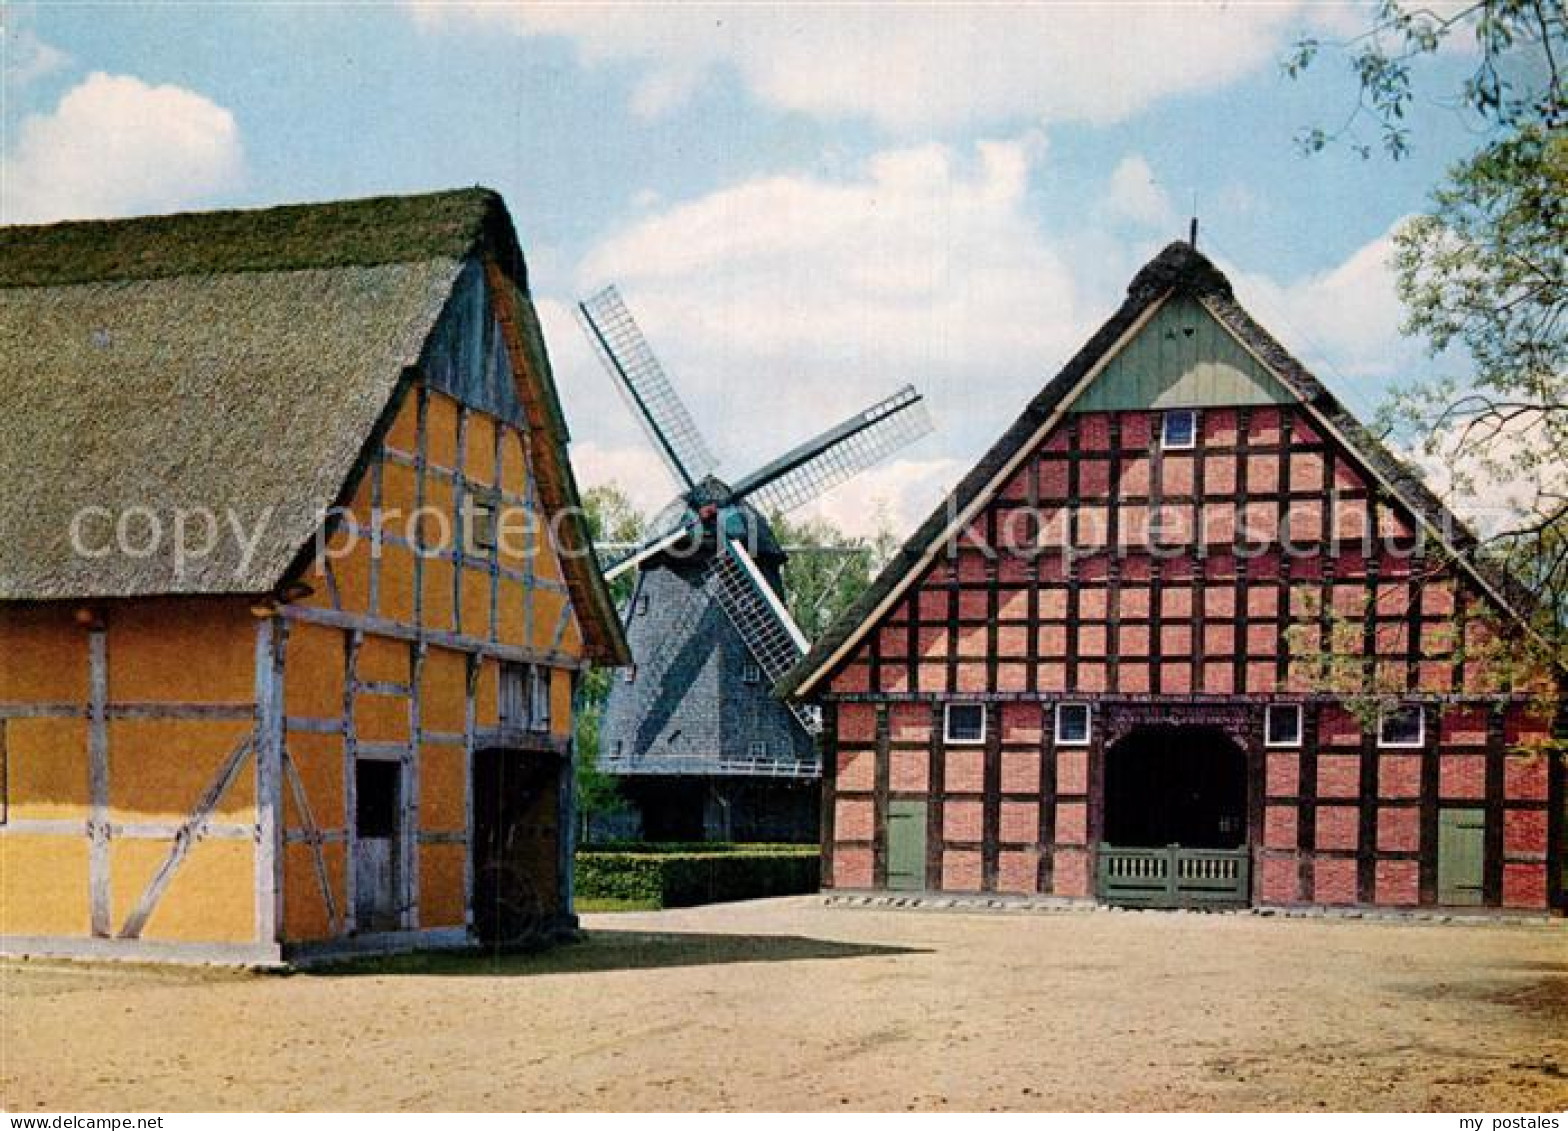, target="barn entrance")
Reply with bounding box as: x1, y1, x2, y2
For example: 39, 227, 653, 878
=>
1098, 725, 1251, 908
472, 748, 562, 946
